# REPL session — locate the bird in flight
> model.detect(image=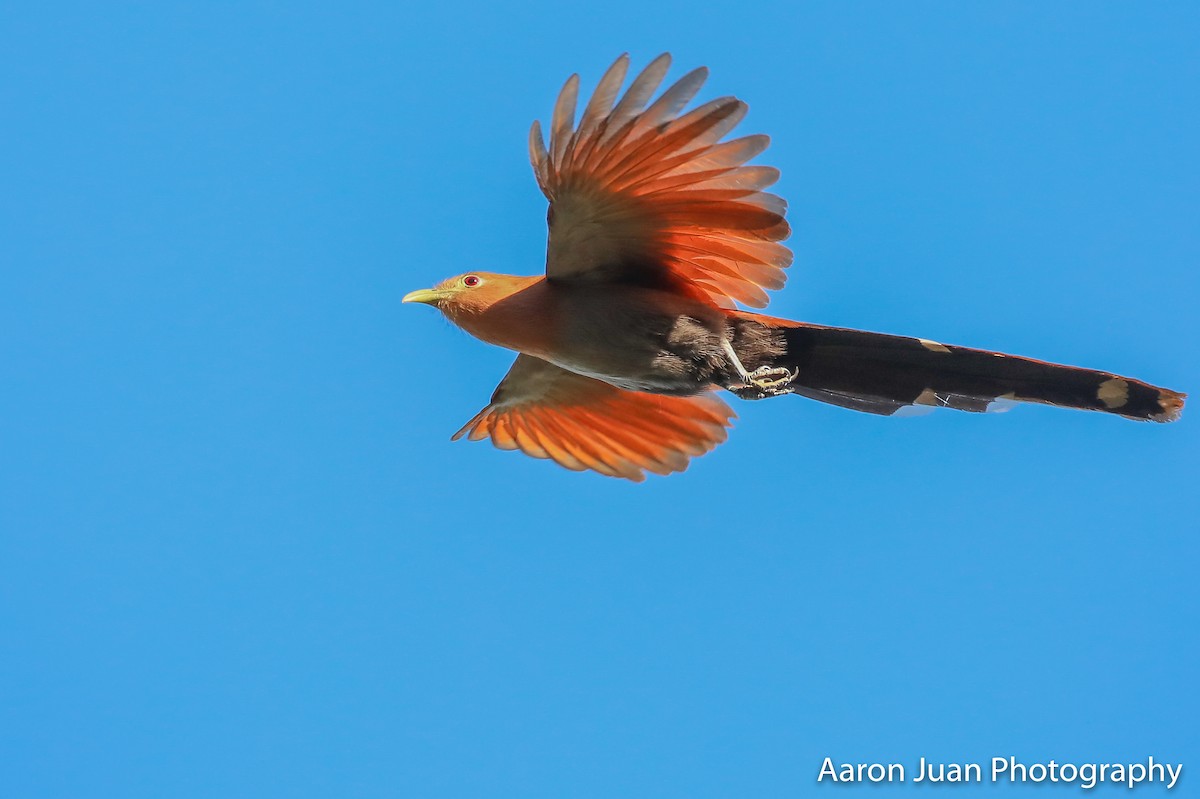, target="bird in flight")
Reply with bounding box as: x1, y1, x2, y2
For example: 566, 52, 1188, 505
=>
404, 53, 1185, 481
